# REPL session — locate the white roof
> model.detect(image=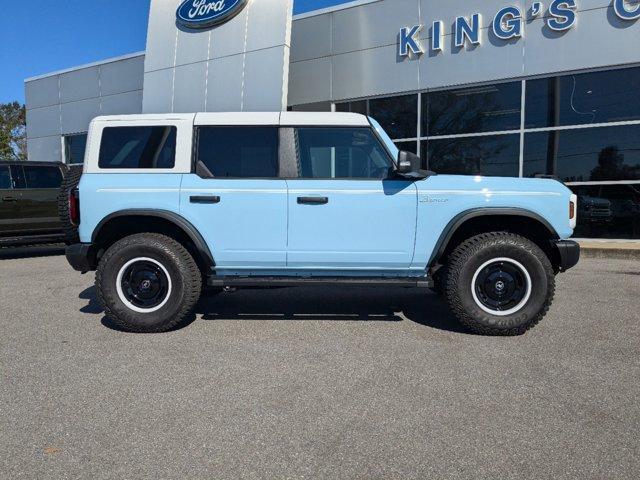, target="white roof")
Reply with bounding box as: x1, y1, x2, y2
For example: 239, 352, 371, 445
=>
92, 112, 370, 127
